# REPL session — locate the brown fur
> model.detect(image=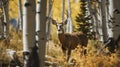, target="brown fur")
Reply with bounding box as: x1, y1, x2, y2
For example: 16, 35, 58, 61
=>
58, 32, 88, 62
51, 18, 88, 62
